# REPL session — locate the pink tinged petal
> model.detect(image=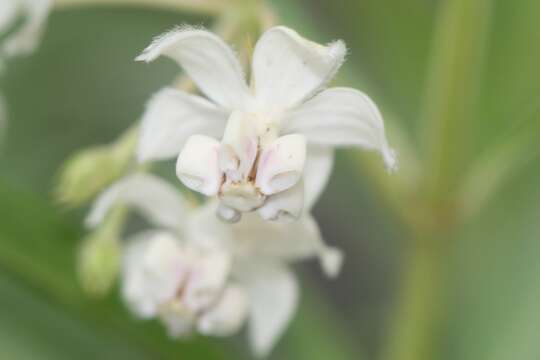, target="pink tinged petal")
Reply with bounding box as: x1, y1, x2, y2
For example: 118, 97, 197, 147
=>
197, 285, 248, 337
137, 87, 228, 162
218, 111, 258, 181
258, 181, 304, 223
256, 134, 307, 195
283, 87, 398, 171
251, 26, 346, 111
136, 27, 252, 110
86, 174, 187, 230
122, 232, 188, 318
176, 135, 222, 196
303, 146, 334, 211
183, 250, 231, 313
2, 0, 51, 57
236, 261, 298, 358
